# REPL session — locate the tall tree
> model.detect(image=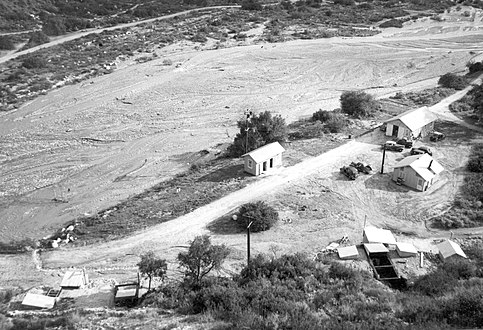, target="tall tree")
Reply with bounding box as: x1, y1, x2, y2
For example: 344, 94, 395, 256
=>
229, 111, 287, 157
178, 235, 229, 288
137, 251, 167, 291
